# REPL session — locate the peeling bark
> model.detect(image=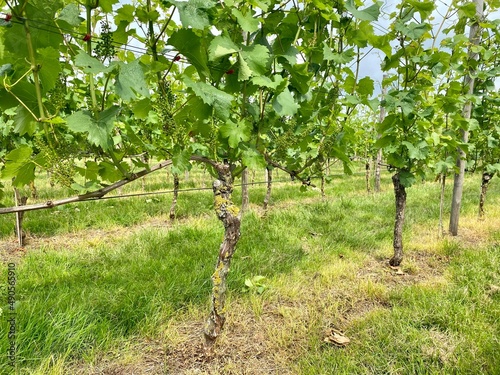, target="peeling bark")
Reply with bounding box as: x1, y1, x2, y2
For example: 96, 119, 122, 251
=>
479, 172, 493, 219
204, 162, 241, 353
29, 180, 38, 199
263, 166, 272, 211
390, 172, 406, 267
169, 174, 179, 220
